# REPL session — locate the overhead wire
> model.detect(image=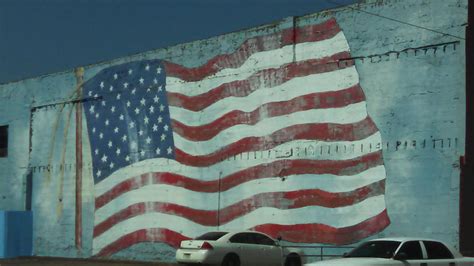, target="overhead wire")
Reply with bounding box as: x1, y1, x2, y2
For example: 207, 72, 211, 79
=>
324, 0, 466, 41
